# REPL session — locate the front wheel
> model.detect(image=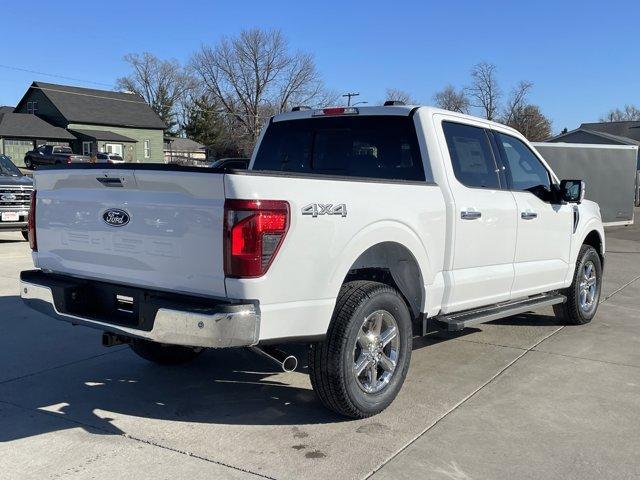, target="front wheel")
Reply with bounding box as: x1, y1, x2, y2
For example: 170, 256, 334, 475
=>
130, 338, 204, 365
554, 244, 602, 325
24, 157, 33, 169
308, 281, 412, 418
